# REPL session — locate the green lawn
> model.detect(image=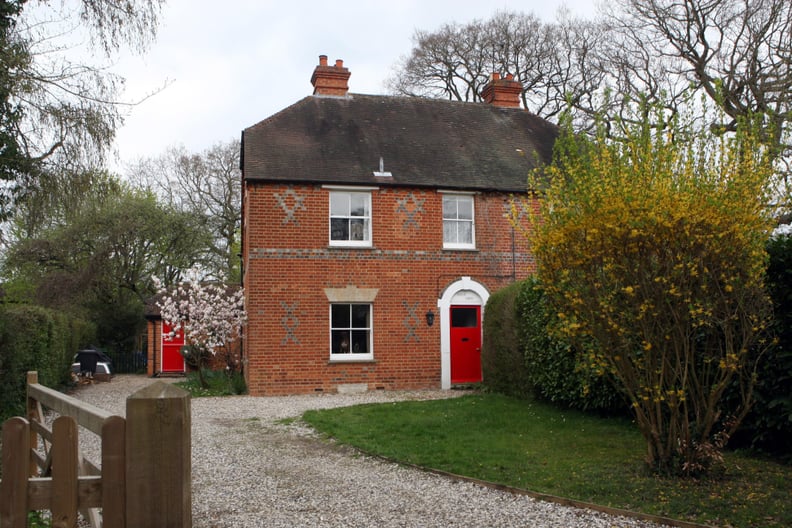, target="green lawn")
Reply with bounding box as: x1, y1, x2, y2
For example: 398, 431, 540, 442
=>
302, 393, 791, 528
